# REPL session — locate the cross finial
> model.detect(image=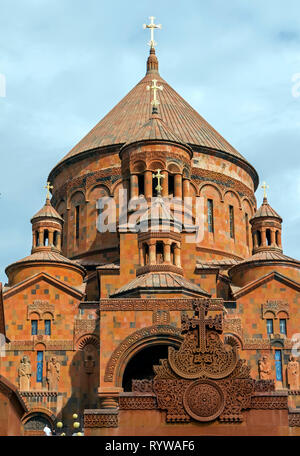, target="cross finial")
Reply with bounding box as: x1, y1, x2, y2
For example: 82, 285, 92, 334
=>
153, 169, 165, 195
147, 79, 163, 109
143, 16, 162, 49
261, 181, 269, 199
44, 182, 53, 200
